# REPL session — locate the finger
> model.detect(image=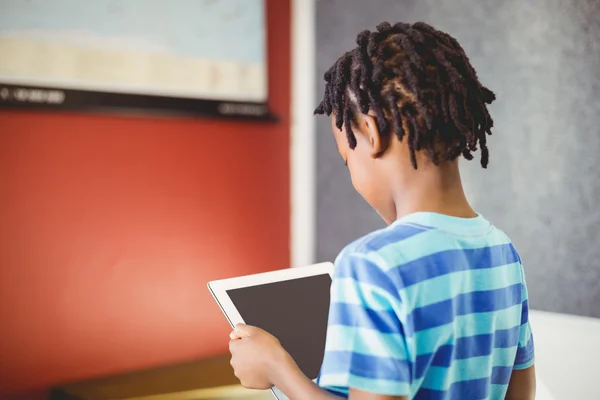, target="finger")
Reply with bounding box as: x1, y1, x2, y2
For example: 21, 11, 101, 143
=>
233, 323, 257, 338
230, 326, 250, 340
